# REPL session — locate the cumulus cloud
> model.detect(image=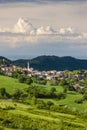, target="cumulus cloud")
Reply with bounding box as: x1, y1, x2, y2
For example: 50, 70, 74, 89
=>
36, 26, 56, 35
13, 17, 35, 33
59, 27, 74, 35
0, 17, 86, 47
